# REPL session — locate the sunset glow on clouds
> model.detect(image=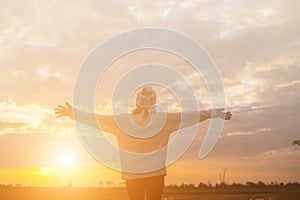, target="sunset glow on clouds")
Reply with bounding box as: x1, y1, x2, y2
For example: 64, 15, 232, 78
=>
0, 0, 299, 186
